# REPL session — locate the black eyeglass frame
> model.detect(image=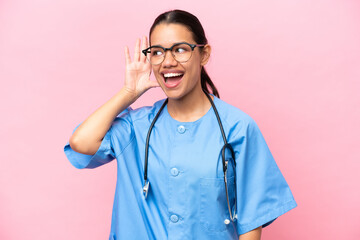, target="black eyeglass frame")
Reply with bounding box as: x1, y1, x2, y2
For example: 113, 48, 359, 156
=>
142, 42, 206, 65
